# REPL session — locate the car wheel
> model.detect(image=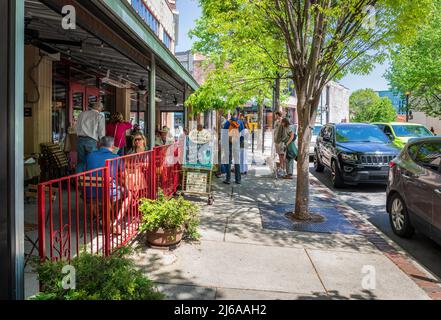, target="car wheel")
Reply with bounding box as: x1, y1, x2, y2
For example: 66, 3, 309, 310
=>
389, 194, 414, 238
314, 151, 325, 172
331, 160, 345, 188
